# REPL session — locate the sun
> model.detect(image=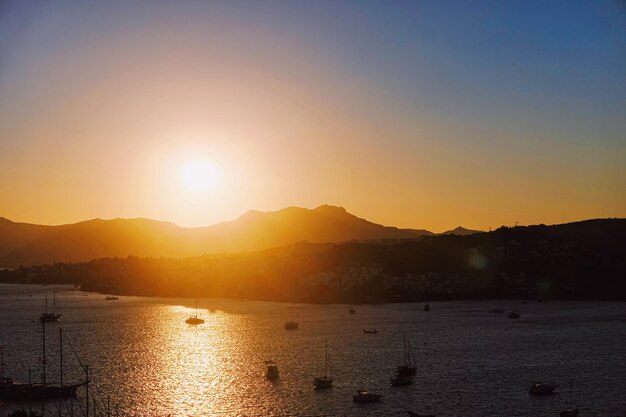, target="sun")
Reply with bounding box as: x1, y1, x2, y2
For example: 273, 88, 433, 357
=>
179, 158, 219, 193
